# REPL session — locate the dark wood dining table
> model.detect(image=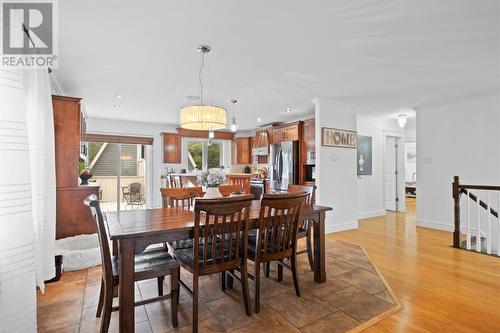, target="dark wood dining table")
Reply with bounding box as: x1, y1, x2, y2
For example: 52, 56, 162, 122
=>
106, 200, 332, 333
